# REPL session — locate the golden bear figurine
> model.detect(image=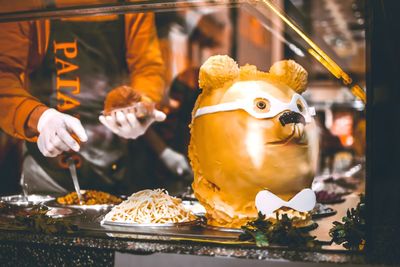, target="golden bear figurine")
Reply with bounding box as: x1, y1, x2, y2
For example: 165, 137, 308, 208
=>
189, 55, 318, 228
